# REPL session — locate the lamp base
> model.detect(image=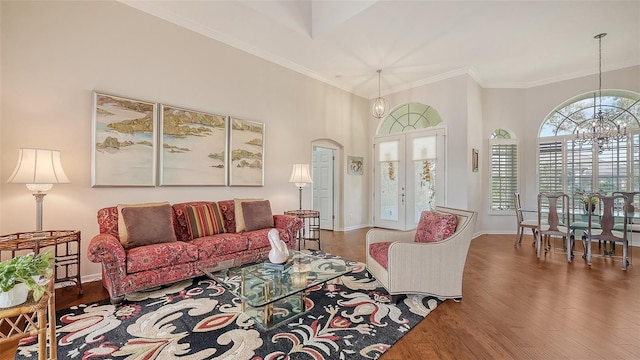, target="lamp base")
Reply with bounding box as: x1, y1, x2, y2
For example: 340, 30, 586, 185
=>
33, 192, 46, 231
